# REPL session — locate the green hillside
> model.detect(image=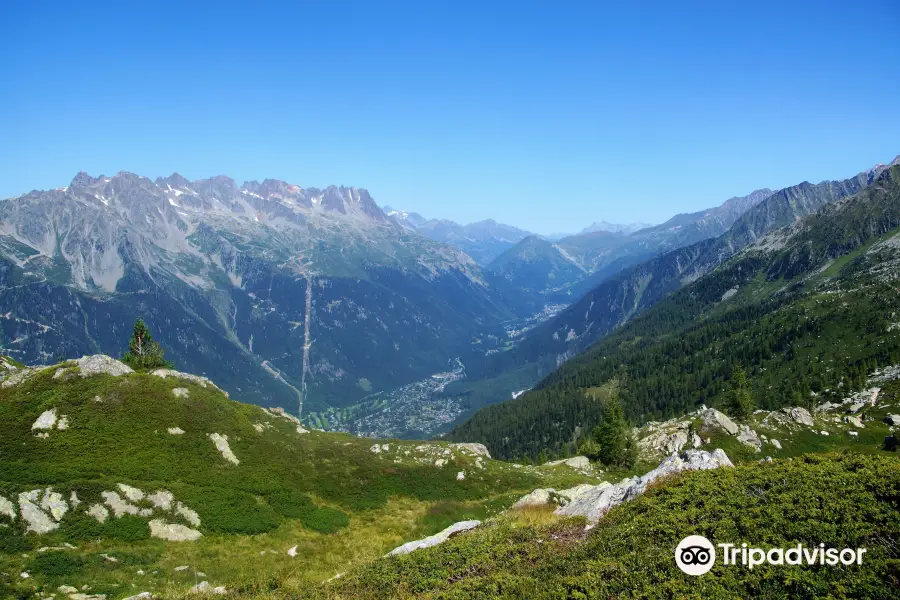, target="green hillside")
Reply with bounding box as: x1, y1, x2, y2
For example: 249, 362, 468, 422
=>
448, 165, 900, 460
0, 357, 597, 598
316, 452, 900, 599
